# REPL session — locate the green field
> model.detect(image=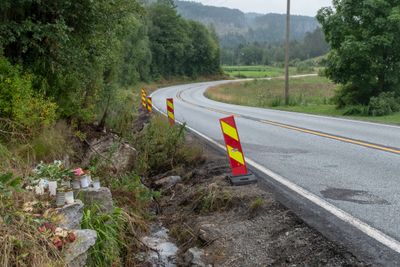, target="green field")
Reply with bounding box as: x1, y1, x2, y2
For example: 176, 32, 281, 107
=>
222, 65, 315, 78
205, 76, 400, 125
223, 65, 290, 78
